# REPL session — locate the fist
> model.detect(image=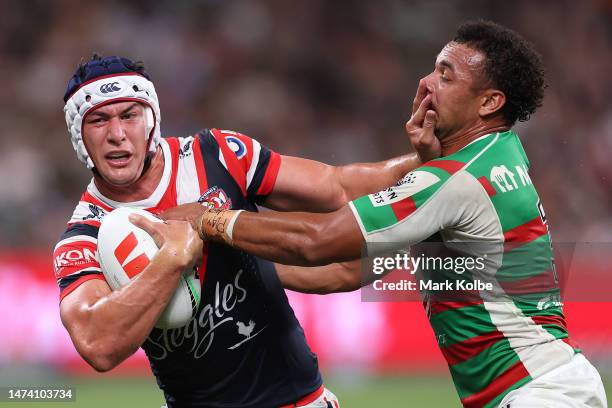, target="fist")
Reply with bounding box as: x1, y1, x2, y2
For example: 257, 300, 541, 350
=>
129, 214, 203, 270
